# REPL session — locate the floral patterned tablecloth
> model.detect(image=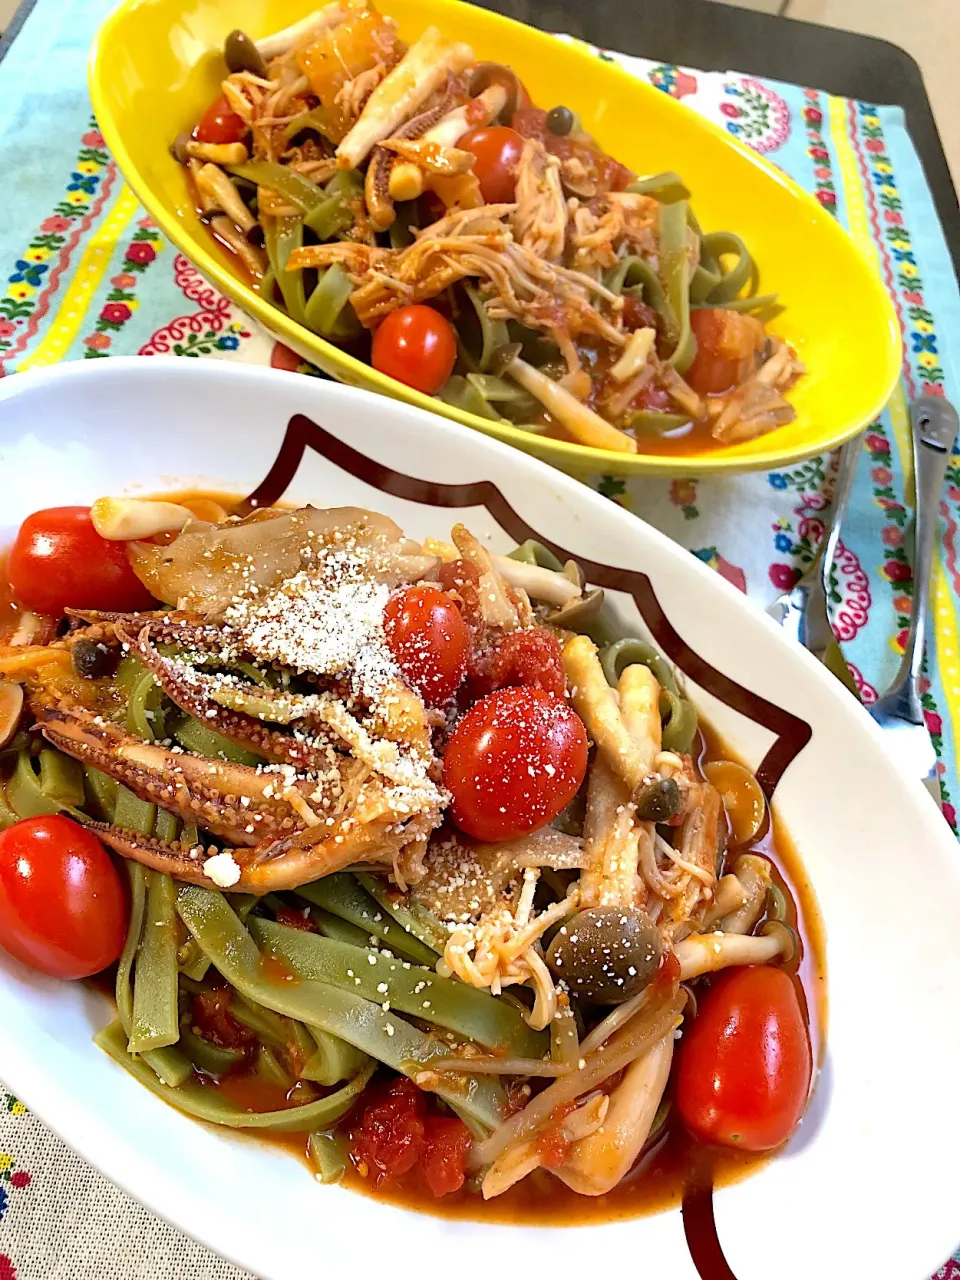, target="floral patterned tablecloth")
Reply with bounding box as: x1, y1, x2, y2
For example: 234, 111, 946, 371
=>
1, 0, 959, 1275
